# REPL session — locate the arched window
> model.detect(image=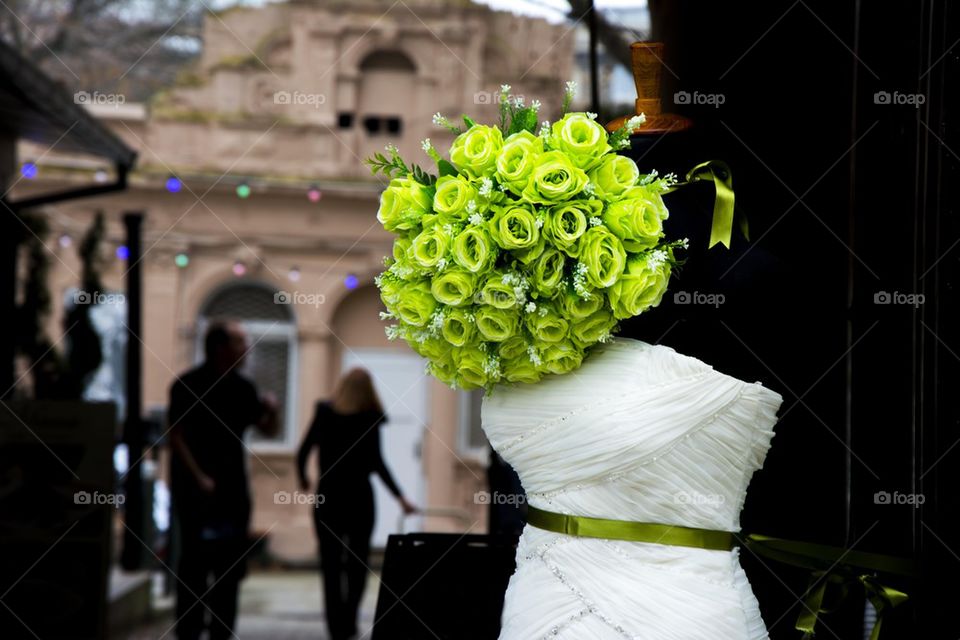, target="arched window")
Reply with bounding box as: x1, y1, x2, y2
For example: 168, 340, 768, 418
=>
198, 282, 298, 450
356, 50, 416, 143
